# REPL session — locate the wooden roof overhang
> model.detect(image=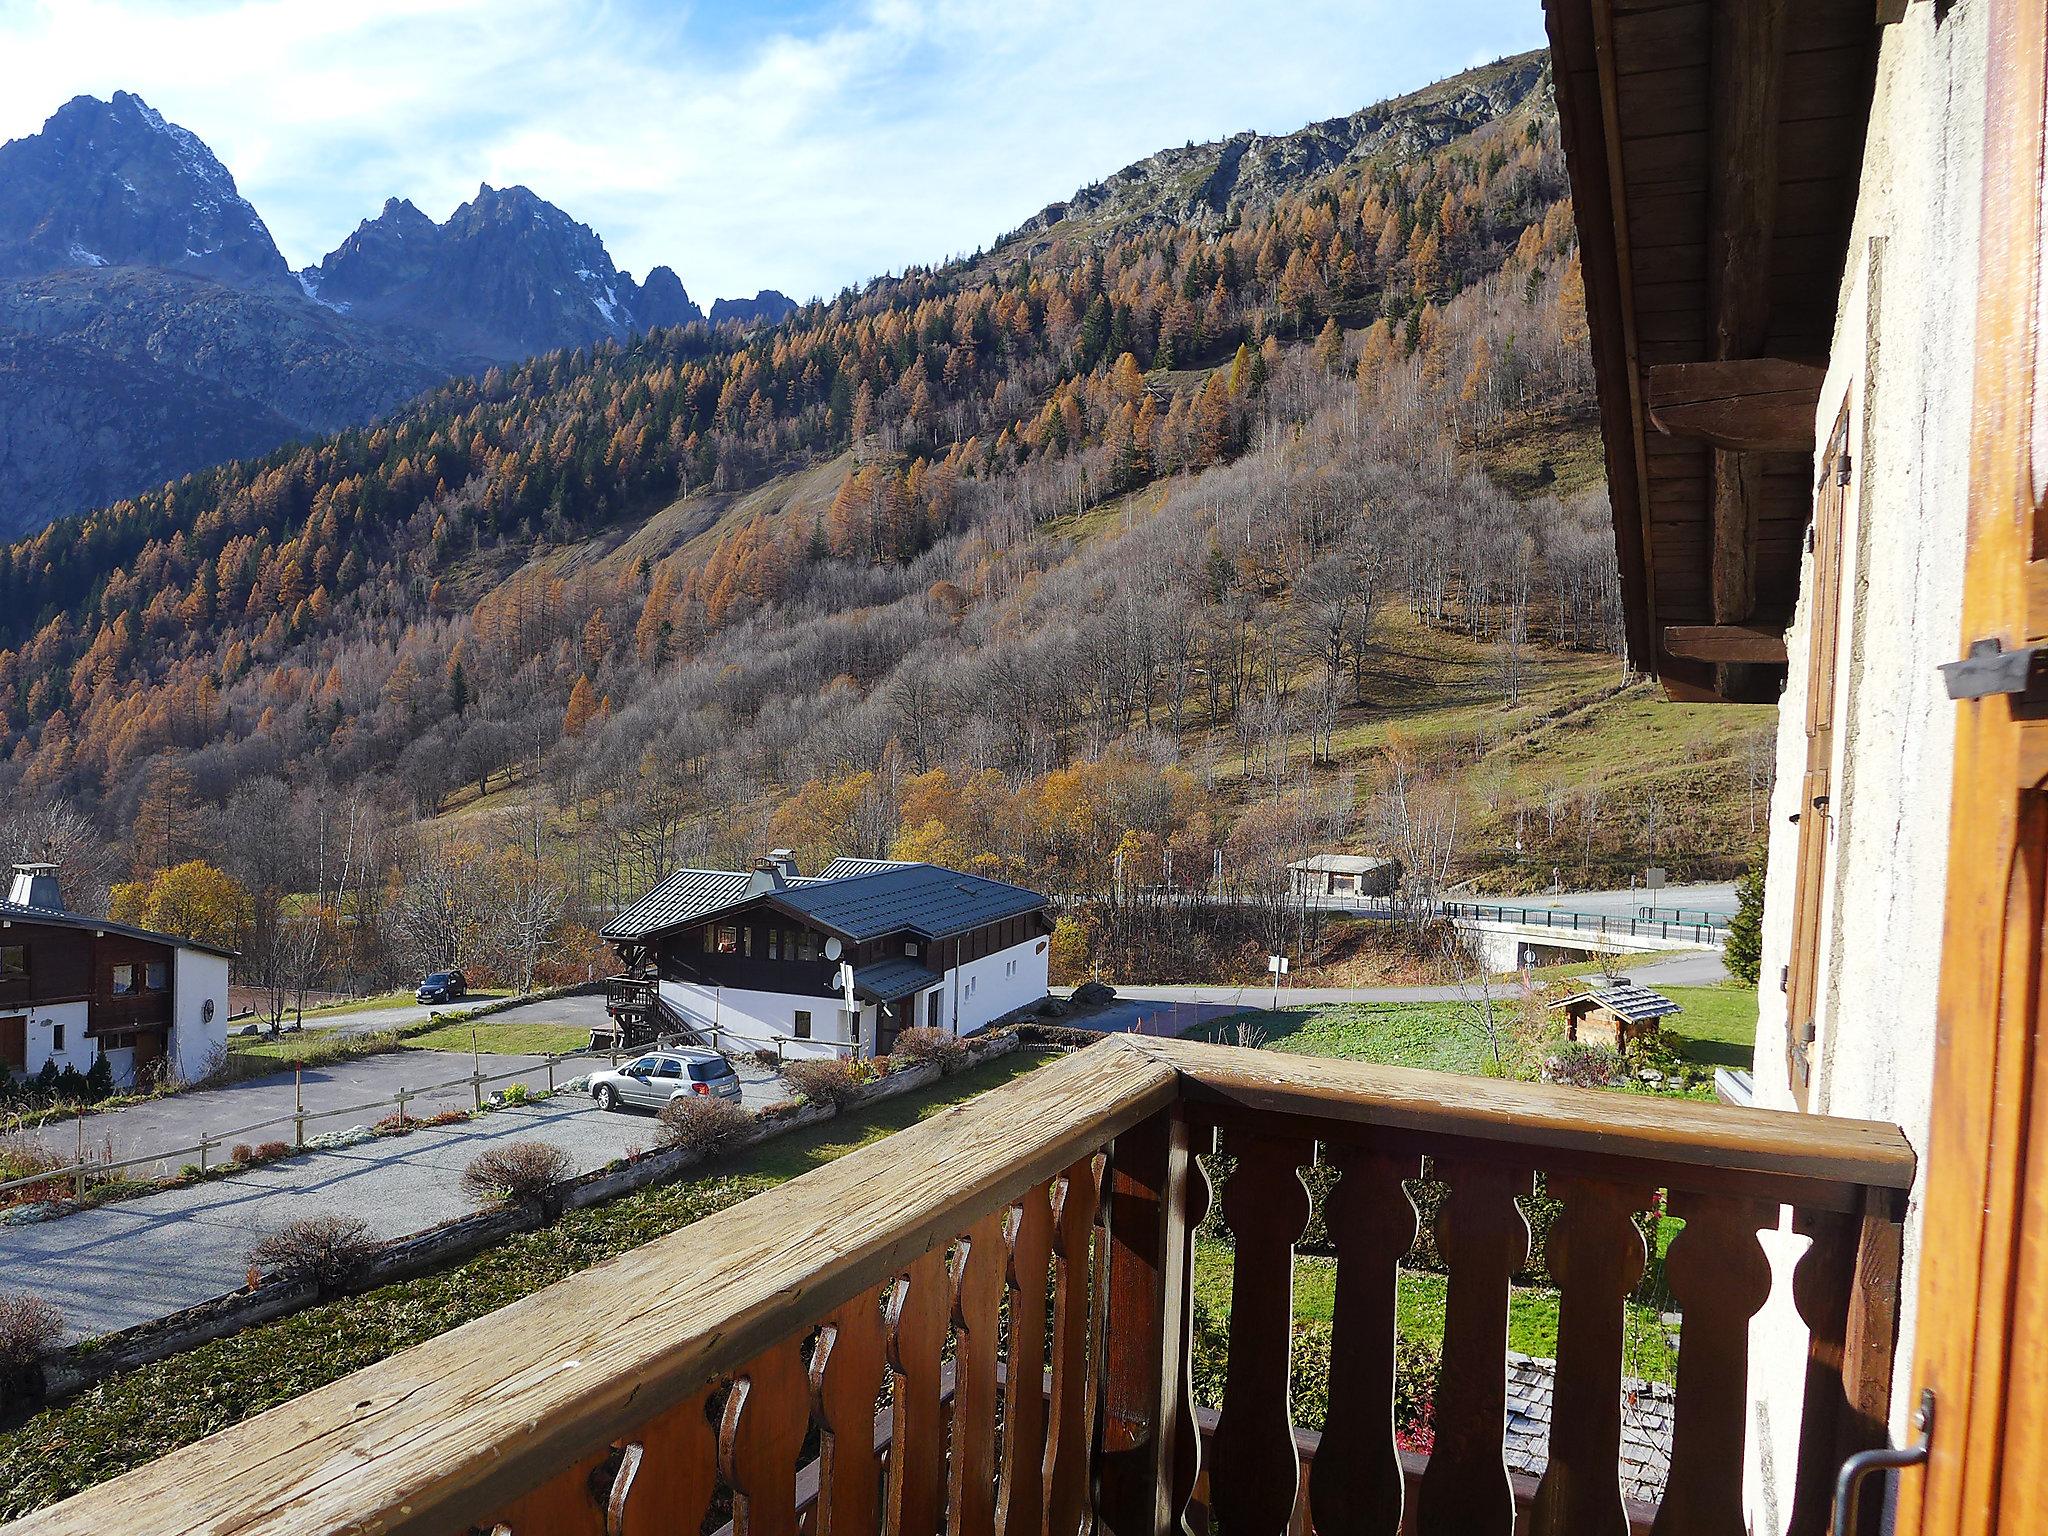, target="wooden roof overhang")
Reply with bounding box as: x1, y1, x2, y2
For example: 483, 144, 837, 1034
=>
1544, 0, 1885, 702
